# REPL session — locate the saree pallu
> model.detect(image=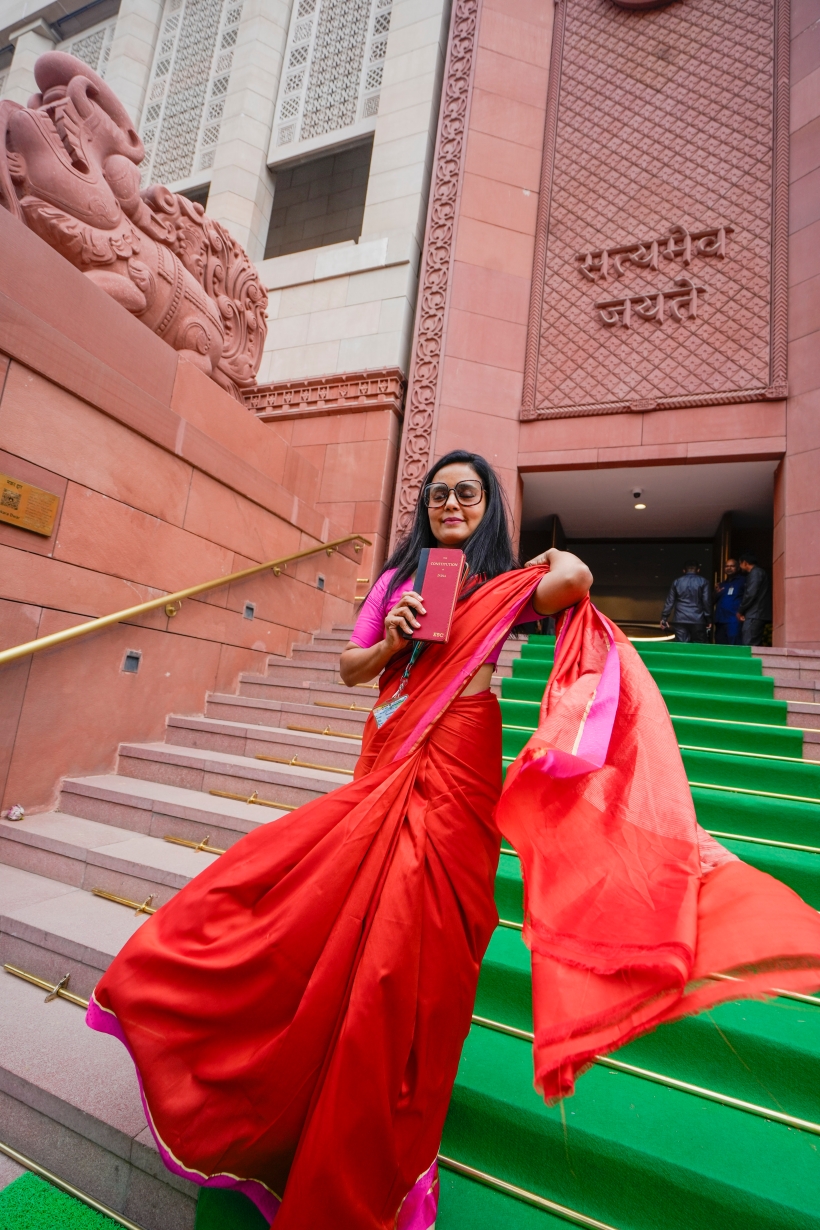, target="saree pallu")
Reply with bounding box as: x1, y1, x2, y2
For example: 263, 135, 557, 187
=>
498, 596, 820, 1101
87, 568, 545, 1229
